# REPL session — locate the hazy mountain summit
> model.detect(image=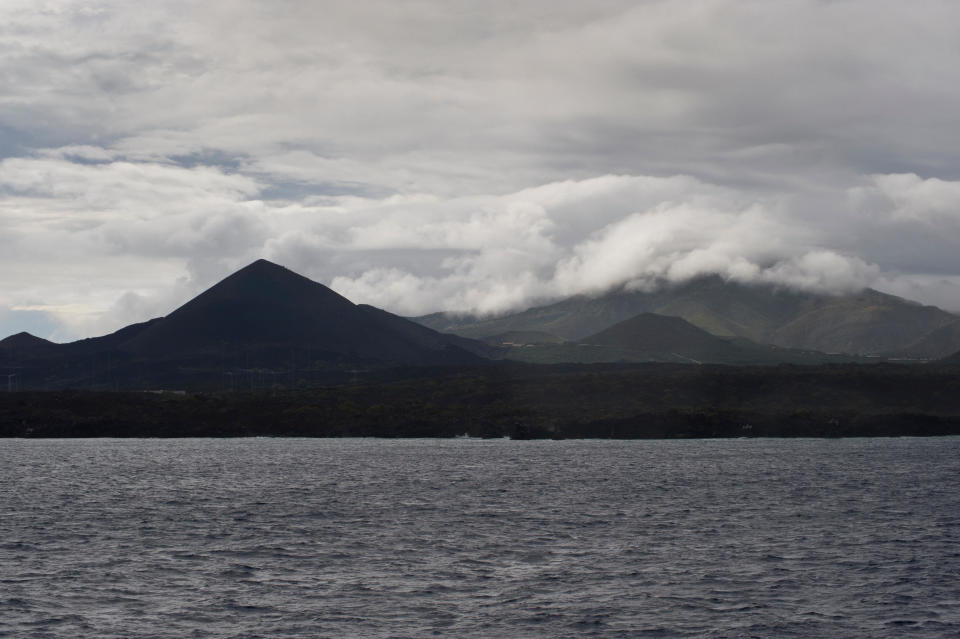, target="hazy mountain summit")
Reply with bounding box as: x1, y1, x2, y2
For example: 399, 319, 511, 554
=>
495, 312, 863, 365
416, 276, 959, 357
